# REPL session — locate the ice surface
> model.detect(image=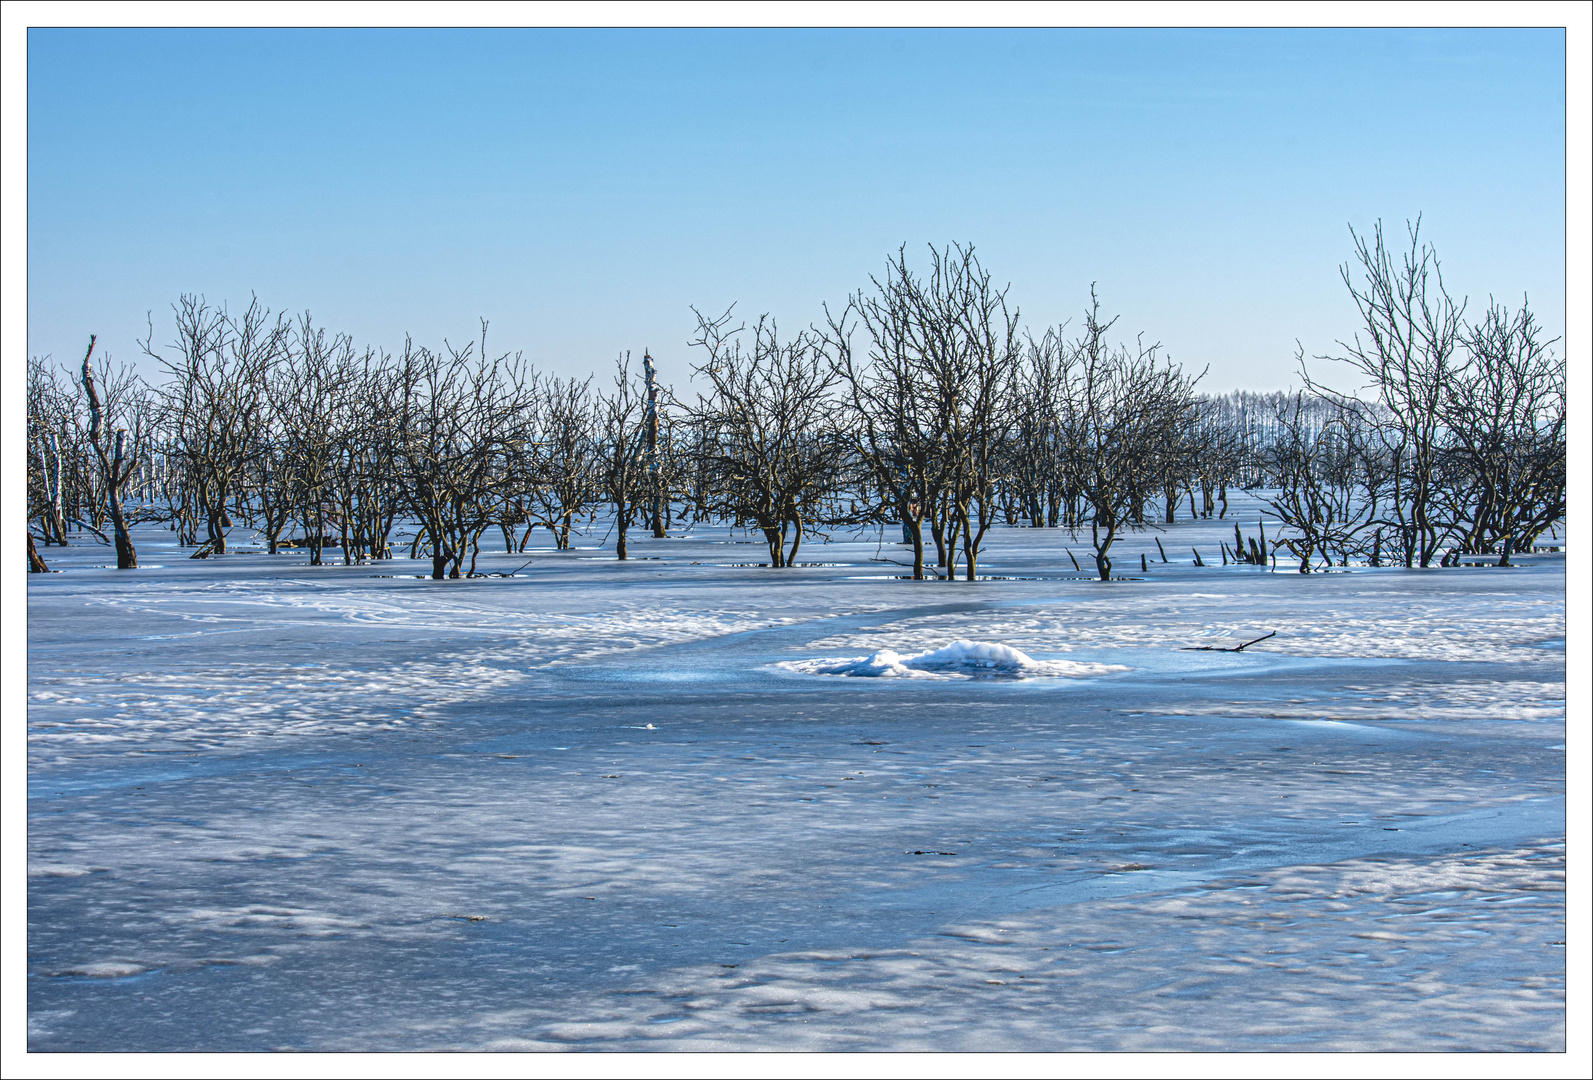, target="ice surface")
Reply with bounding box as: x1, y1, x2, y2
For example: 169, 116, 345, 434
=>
25, 493, 1565, 1051
775, 639, 1128, 679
